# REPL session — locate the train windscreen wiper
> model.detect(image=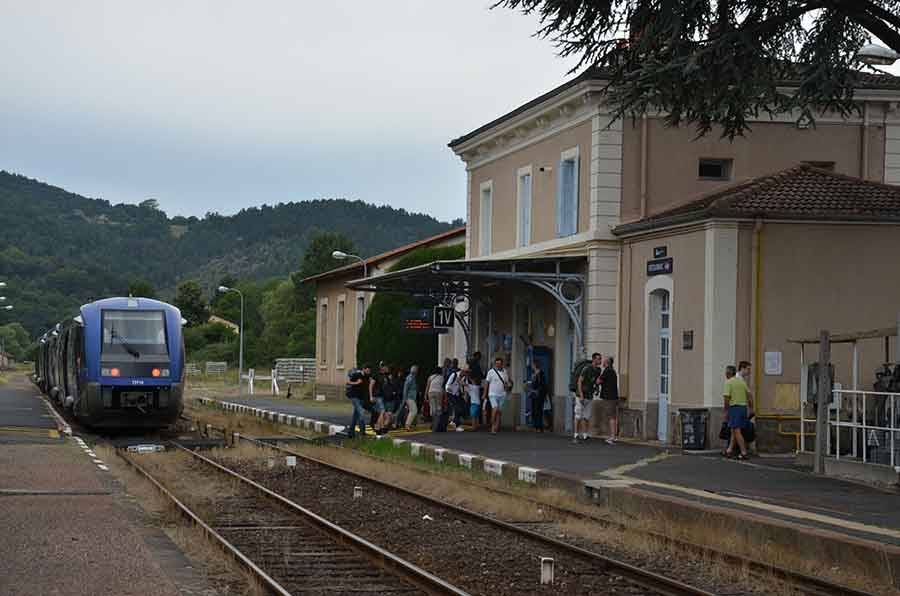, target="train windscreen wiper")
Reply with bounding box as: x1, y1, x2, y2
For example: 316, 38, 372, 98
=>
110, 327, 141, 358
